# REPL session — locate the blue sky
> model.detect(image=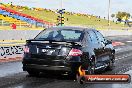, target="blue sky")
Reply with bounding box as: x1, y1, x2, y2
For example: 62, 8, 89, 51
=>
0, 0, 131, 19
